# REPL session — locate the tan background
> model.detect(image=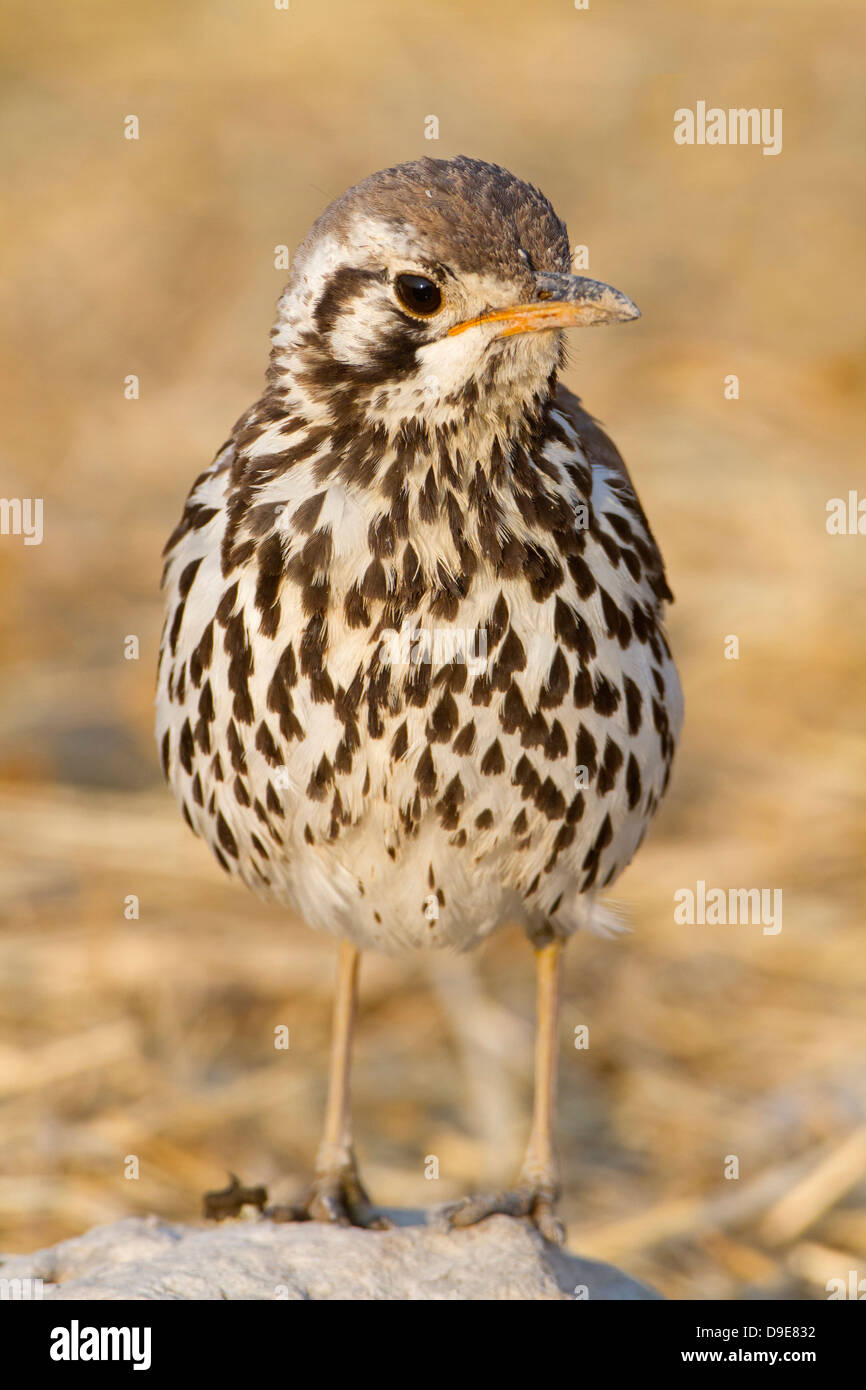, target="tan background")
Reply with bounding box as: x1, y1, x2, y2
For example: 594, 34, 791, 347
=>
1, 0, 864, 1299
